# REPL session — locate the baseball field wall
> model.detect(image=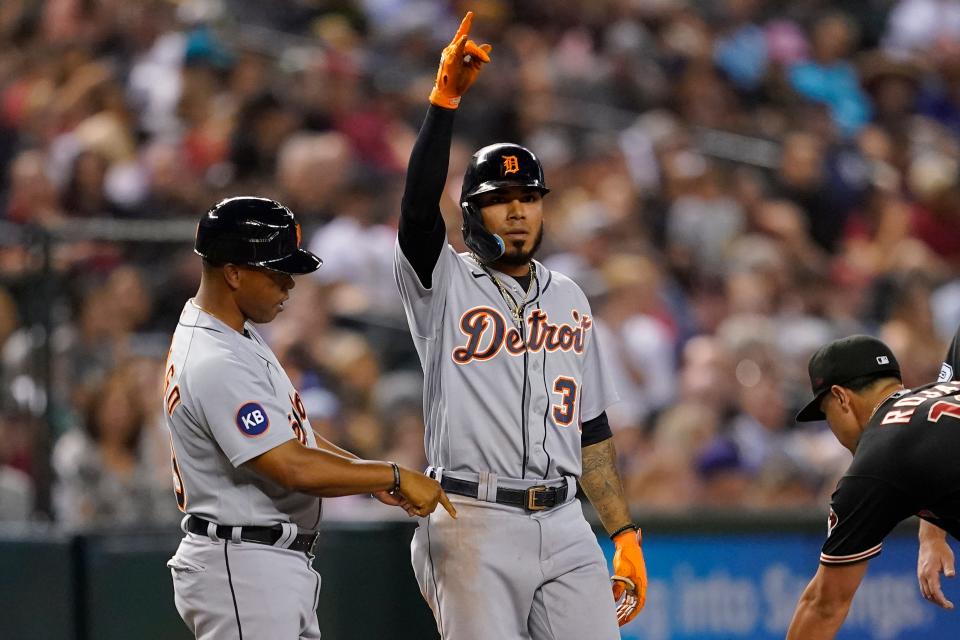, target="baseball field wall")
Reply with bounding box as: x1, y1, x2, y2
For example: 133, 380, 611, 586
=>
0, 514, 955, 640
